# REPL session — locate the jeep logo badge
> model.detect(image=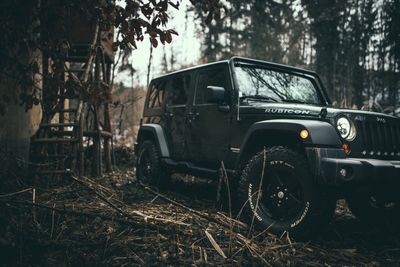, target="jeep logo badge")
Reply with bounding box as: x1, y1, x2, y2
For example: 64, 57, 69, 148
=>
376, 117, 386, 123
265, 108, 310, 115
